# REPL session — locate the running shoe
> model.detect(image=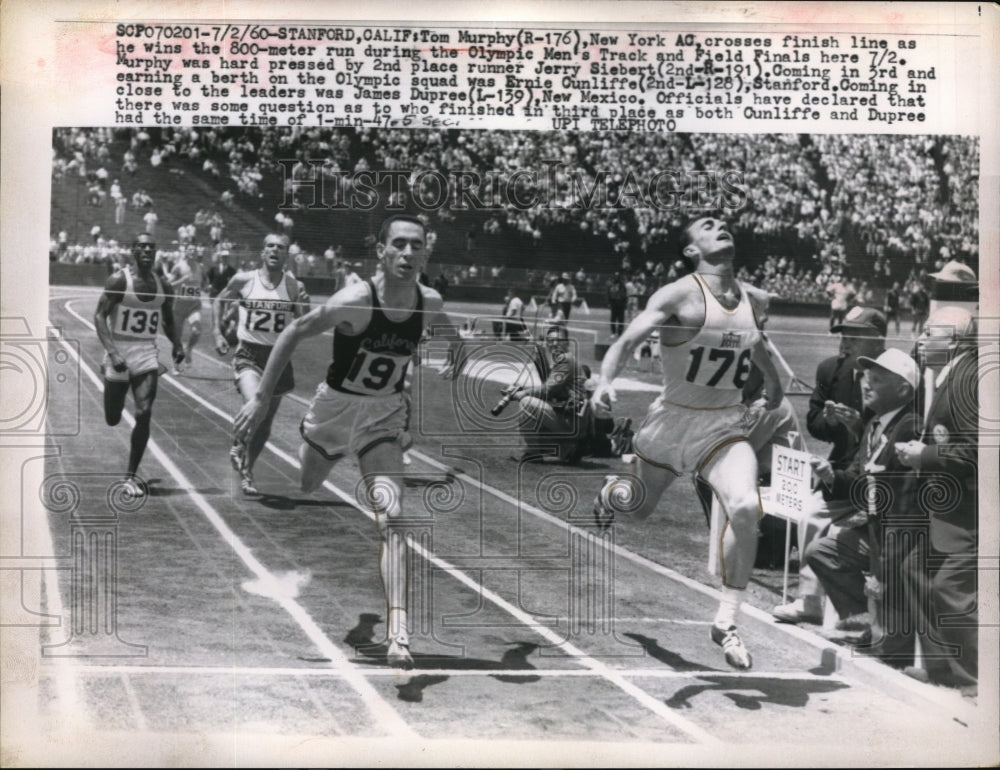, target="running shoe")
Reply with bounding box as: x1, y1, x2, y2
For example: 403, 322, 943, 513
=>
386, 636, 414, 669
120, 476, 147, 500
711, 624, 753, 670
239, 466, 259, 496
592, 475, 619, 531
